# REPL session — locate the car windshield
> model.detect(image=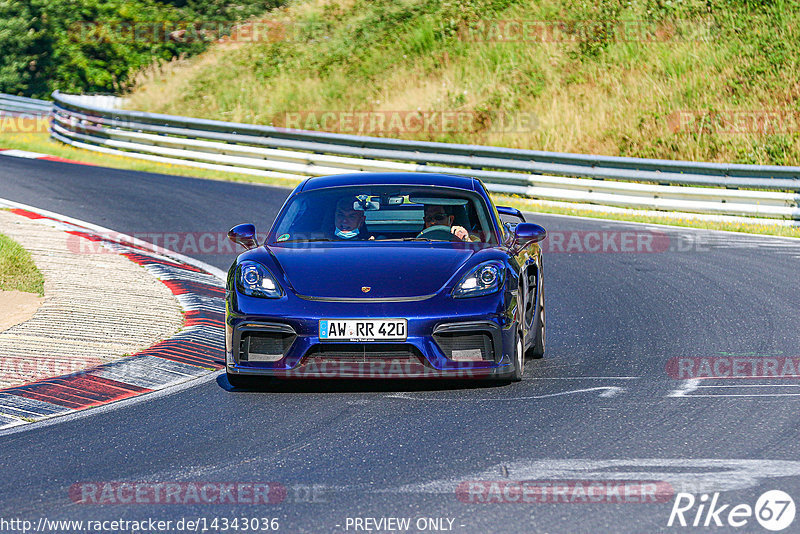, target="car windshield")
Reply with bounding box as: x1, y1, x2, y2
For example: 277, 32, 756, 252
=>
269, 186, 497, 245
